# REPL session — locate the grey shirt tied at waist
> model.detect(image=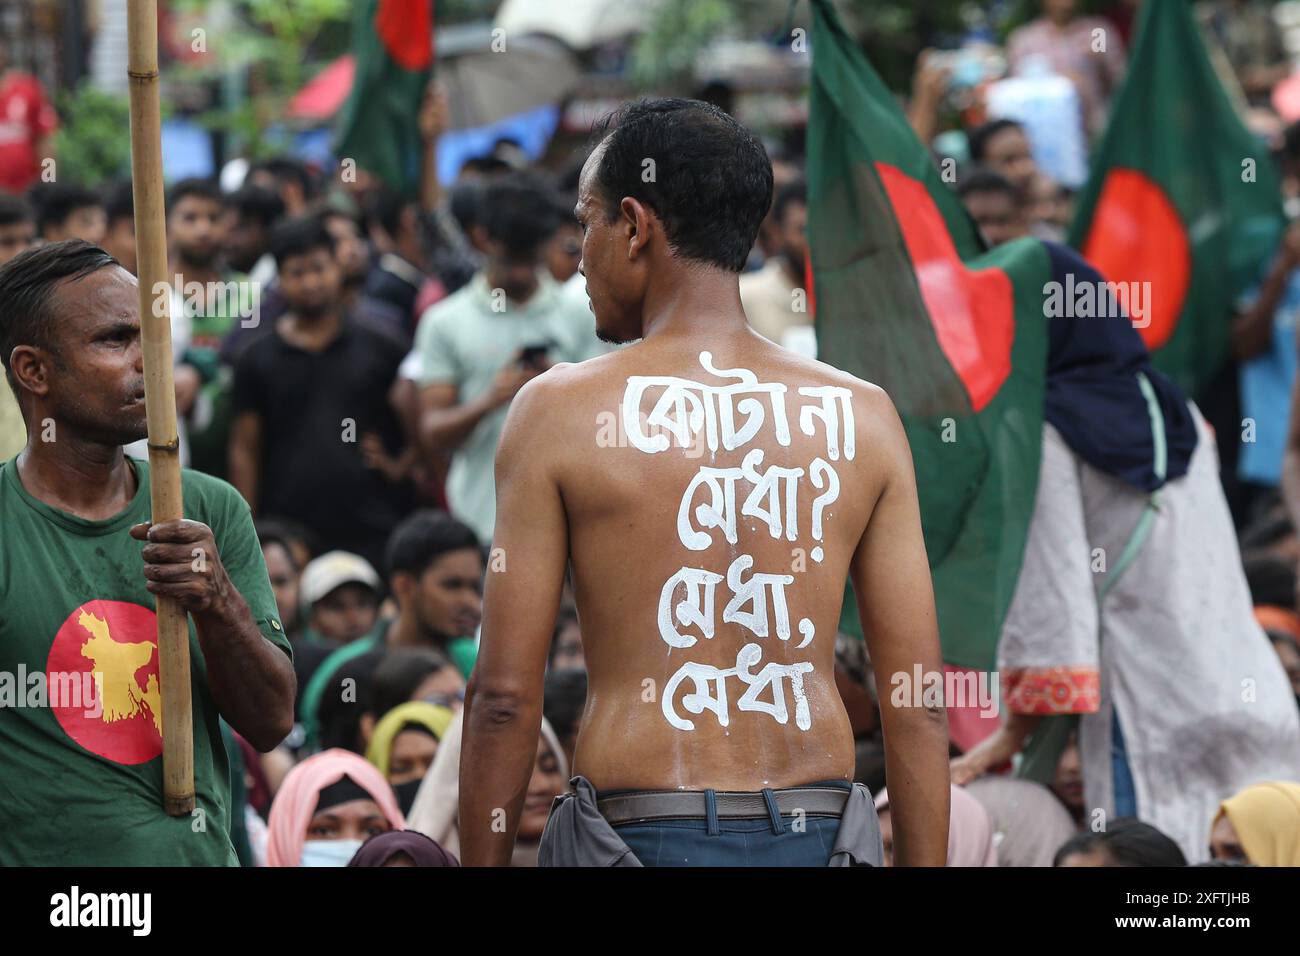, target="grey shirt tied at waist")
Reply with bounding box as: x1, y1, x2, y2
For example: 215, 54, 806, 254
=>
538, 775, 884, 867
